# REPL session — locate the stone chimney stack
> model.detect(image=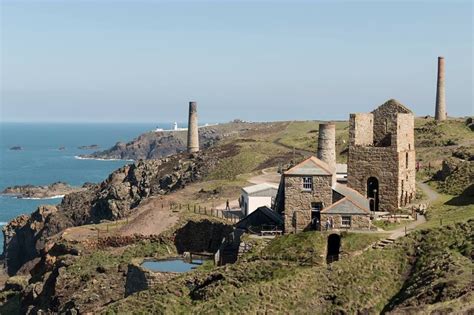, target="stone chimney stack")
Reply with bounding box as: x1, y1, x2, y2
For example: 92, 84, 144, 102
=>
435, 56, 447, 121
317, 122, 336, 176
187, 101, 199, 153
